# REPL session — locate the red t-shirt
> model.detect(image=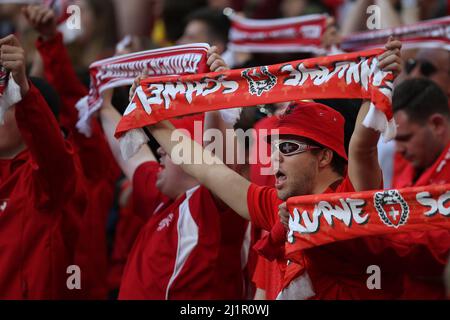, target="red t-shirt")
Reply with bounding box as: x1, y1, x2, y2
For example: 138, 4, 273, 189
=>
0, 84, 87, 299
119, 162, 248, 300
247, 177, 406, 299
36, 33, 121, 299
